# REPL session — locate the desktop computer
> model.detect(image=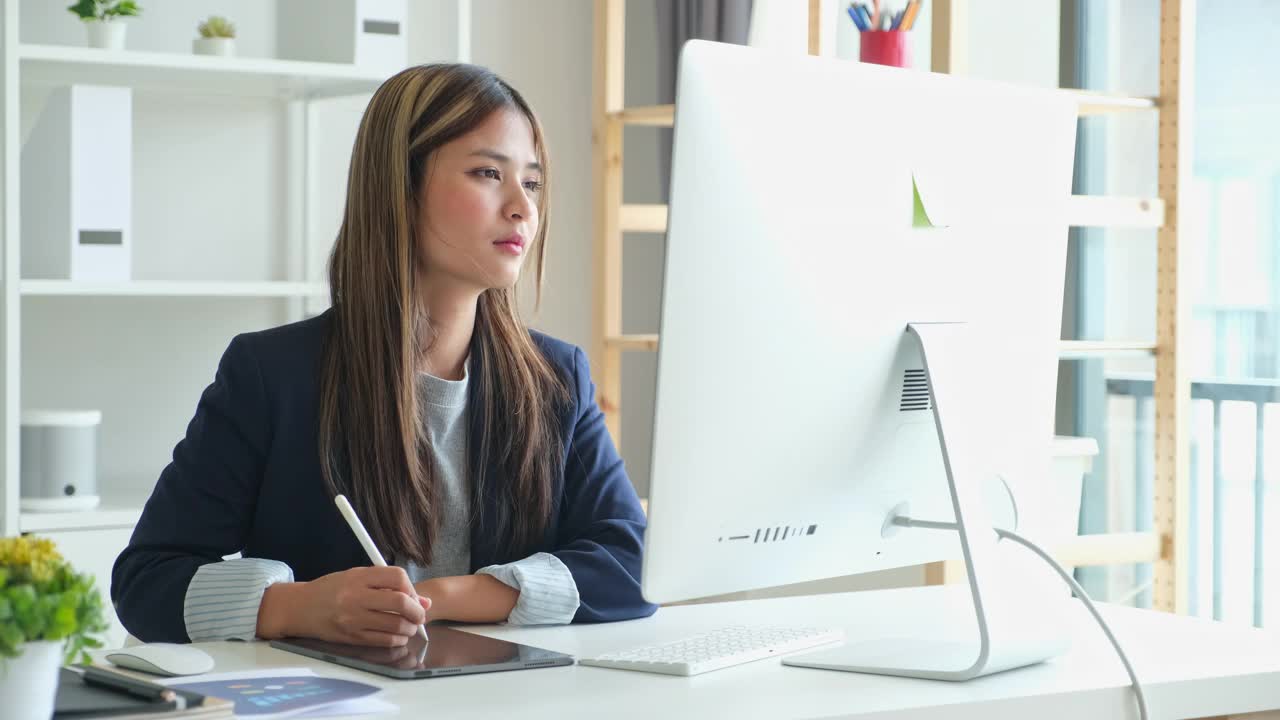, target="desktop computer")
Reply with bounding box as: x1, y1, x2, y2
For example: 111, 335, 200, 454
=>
635, 40, 1078, 681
